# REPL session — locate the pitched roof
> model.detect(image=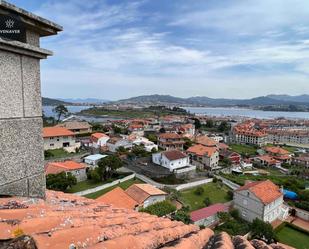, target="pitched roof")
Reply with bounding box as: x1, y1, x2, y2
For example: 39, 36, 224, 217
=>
187, 144, 217, 157
96, 187, 138, 209
45, 161, 86, 175
159, 133, 182, 139
43, 127, 74, 137
190, 203, 228, 222
0, 191, 293, 249
162, 150, 188, 161
91, 132, 109, 140
56, 121, 91, 130
195, 135, 218, 147
265, 146, 290, 155
235, 180, 283, 204
125, 184, 167, 204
